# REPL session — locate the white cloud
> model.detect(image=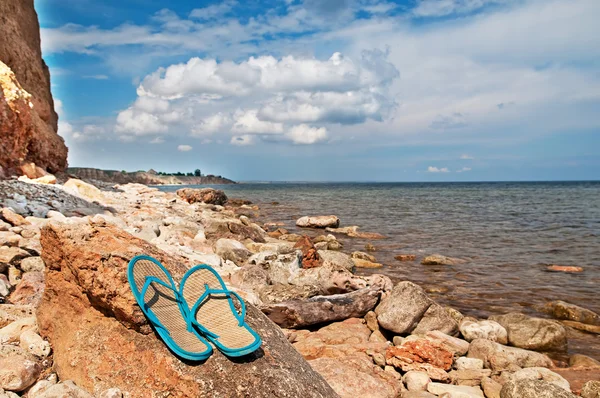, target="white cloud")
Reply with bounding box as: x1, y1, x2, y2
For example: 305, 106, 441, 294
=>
460, 154, 474, 160
177, 144, 193, 152
192, 113, 231, 136
150, 137, 165, 144
232, 110, 284, 135
230, 135, 256, 146
286, 124, 328, 144
189, 0, 236, 20
83, 74, 109, 80
427, 166, 450, 173
412, 0, 510, 17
